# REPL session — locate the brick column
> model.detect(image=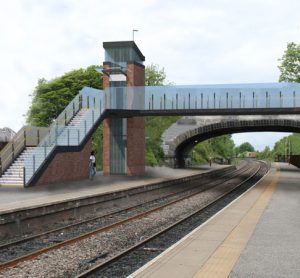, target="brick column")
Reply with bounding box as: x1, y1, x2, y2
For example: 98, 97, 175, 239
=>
102, 41, 145, 176
126, 62, 145, 175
